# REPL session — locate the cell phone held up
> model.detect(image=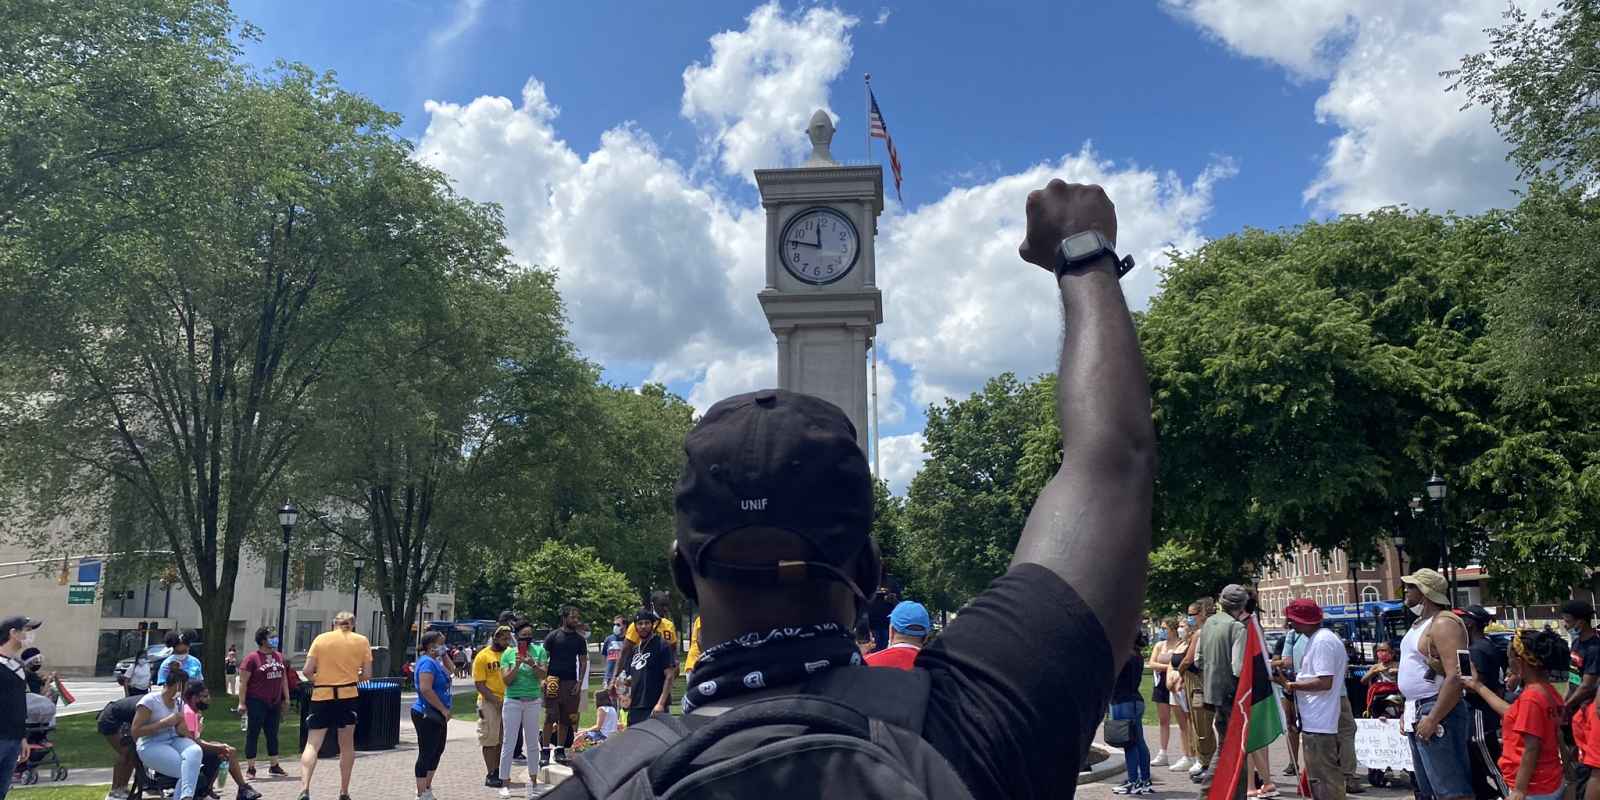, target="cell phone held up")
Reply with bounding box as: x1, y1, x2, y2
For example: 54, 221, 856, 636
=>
1456, 649, 1473, 679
